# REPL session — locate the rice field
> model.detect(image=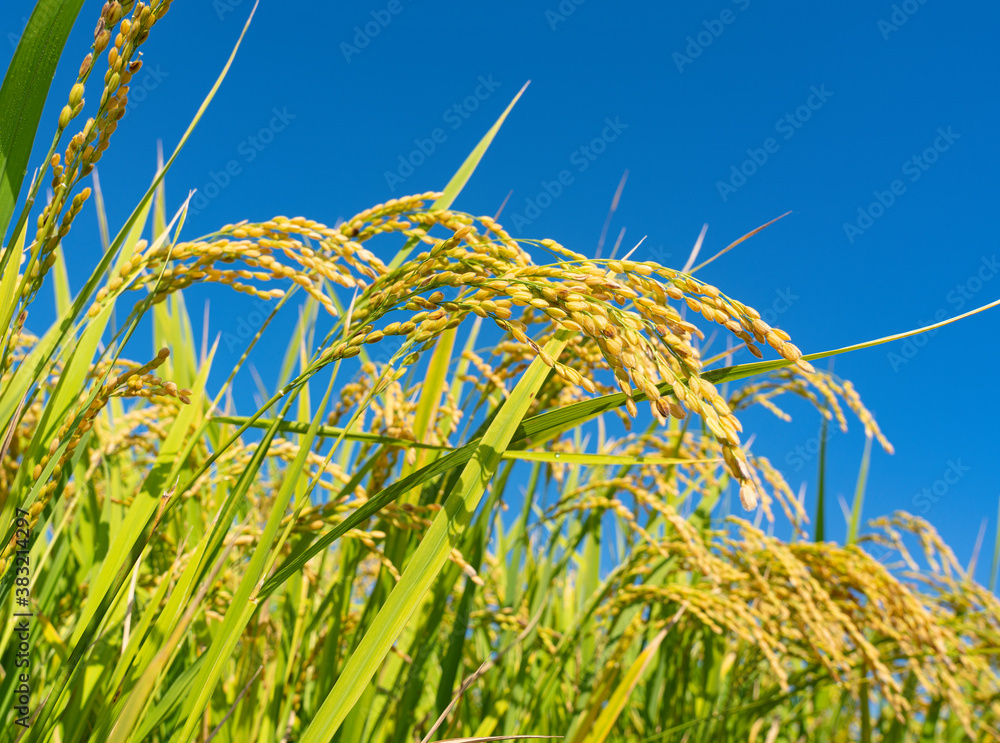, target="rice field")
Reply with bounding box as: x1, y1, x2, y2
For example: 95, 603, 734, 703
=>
0, 2, 998, 741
